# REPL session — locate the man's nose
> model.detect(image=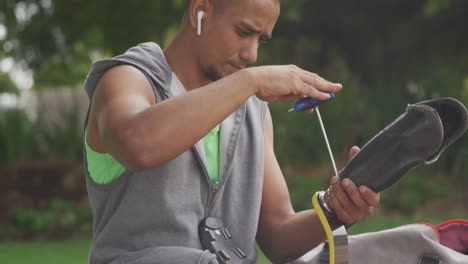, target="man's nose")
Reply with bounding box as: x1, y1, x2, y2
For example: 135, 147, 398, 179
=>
239, 40, 258, 65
